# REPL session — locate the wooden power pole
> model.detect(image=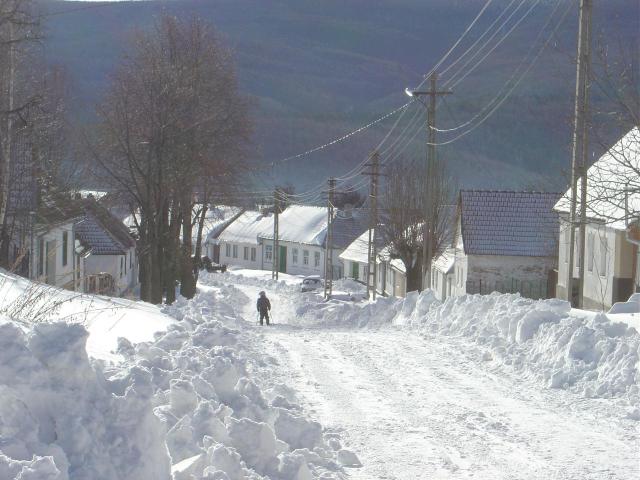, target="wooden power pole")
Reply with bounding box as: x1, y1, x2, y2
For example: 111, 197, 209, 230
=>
408, 72, 452, 290
323, 177, 336, 300
566, 0, 592, 308
272, 189, 280, 280
364, 151, 380, 300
